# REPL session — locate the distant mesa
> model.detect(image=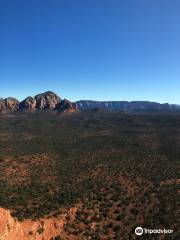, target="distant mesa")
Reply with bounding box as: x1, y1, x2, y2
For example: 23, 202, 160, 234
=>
76, 100, 180, 111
